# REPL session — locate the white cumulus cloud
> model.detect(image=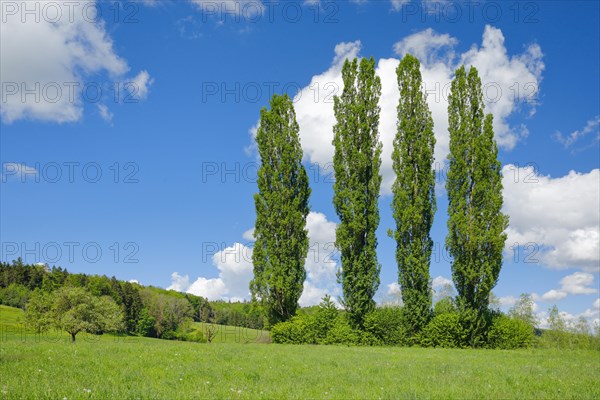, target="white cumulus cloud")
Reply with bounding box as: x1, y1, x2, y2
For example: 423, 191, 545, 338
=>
1, 0, 152, 124
534, 272, 598, 303
168, 242, 253, 301
503, 165, 600, 273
